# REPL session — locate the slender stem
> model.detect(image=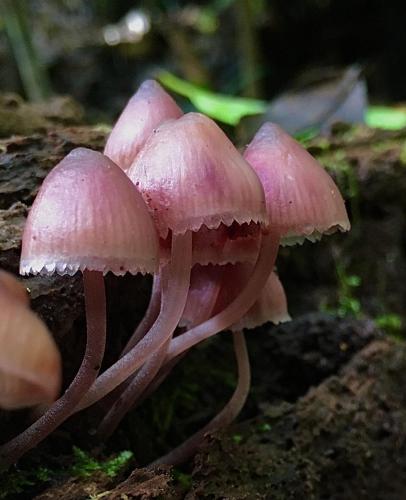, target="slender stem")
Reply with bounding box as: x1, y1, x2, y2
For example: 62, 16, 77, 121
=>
98, 264, 224, 437
166, 232, 279, 361
75, 231, 192, 412
98, 274, 161, 412
153, 330, 250, 465
138, 264, 225, 403
96, 339, 170, 439
0, 270, 106, 467
121, 274, 161, 356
